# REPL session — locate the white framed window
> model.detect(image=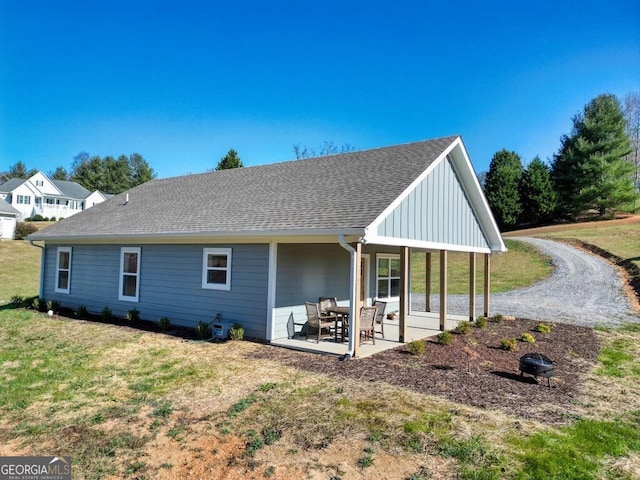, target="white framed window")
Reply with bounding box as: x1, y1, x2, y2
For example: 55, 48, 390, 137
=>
119, 247, 141, 302
17, 195, 31, 204
202, 248, 232, 290
36, 180, 44, 186
55, 247, 72, 294
376, 255, 401, 300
